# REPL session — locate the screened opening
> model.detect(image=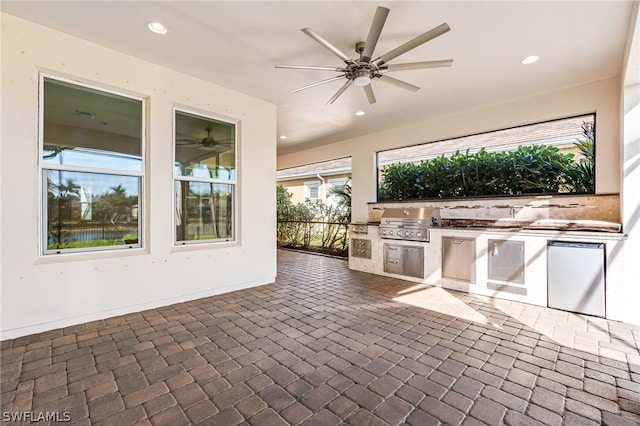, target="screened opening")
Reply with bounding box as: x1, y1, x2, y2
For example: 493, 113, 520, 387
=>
377, 114, 595, 201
